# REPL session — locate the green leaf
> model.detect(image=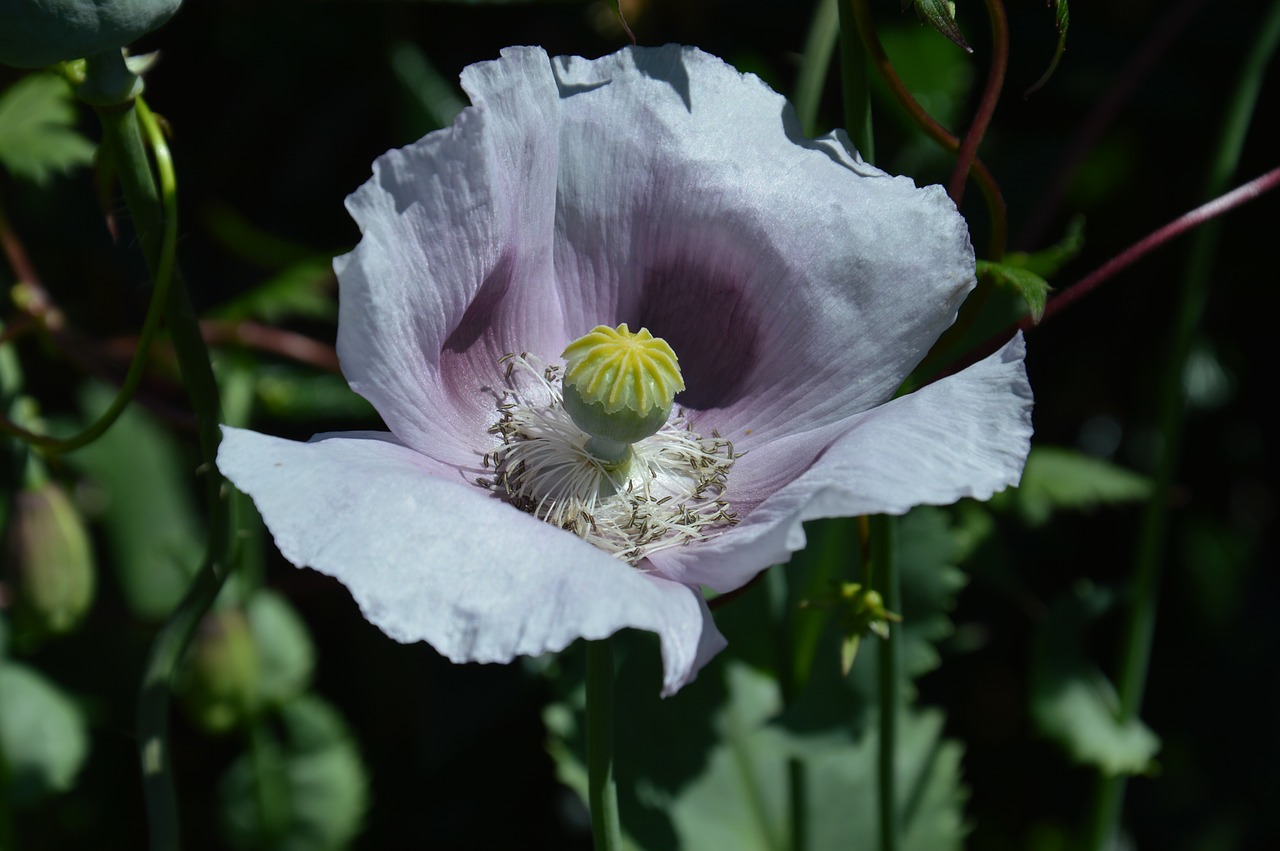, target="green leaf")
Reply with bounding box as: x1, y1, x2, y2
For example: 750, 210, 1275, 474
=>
70, 383, 203, 620
220, 696, 368, 851
979, 217, 1084, 323
389, 40, 465, 135
1006, 215, 1085, 278
1030, 582, 1160, 776
212, 259, 337, 324
1001, 446, 1152, 527
247, 590, 316, 708
545, 653, 967, 850
878, 23, 975, 132
254, 366, 376, 422
0, 662, 90, 806
977, 260, 1051, 324
1026, 0, 1070, 96
906, 0, 972, 53
781, 508, 966, 732
0, 73, 96, 184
